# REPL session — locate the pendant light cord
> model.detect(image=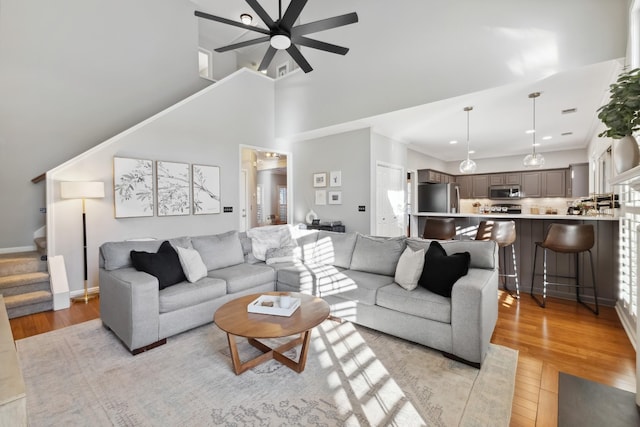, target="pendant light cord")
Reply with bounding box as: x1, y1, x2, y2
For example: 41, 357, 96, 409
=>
532, 94, 536, 155
465, 106, 472, 161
